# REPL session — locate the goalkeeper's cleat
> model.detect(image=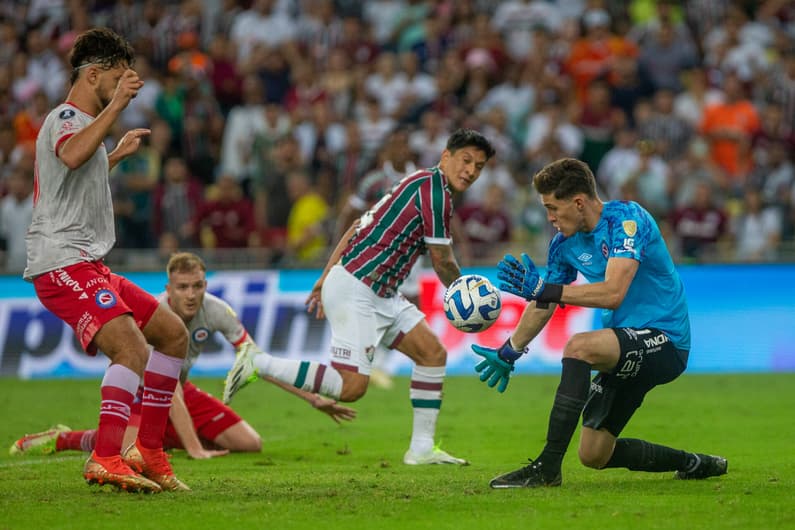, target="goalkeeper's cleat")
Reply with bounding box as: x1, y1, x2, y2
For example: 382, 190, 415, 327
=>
489, 459, 562, 488
675, 453, 728, 480
123, 442, 190, 491
403, 444, 469, 466
222, 342, 259, 404
9, 424, 71, 456
83, 452, 161, 493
